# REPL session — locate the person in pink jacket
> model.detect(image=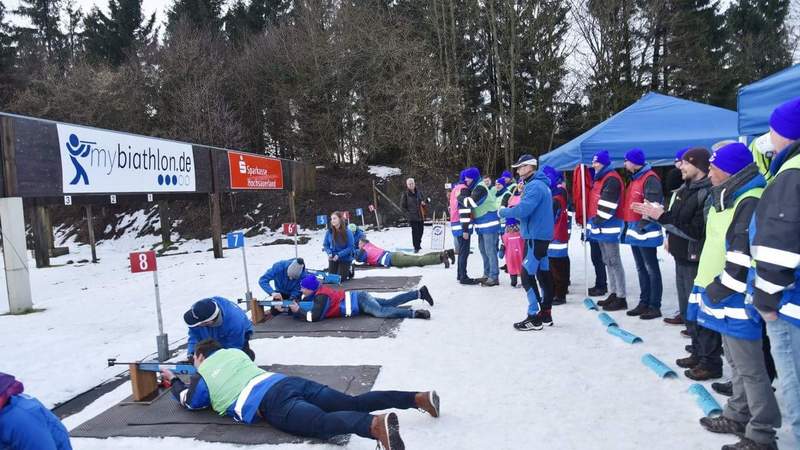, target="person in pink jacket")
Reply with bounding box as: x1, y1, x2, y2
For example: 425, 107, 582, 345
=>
501, 193, 525, 287
355, 237, 454, 268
